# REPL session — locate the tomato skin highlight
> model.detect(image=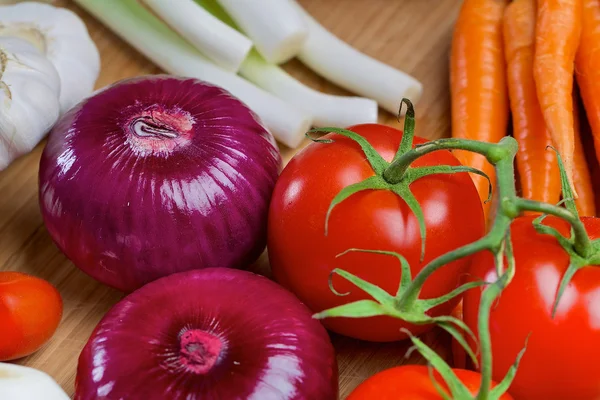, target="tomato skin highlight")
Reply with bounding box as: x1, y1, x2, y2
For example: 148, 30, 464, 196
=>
346, 365, 513, 399
0, 272, 63, 361
463, 216, 600, 400
267, 124, 485, 341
